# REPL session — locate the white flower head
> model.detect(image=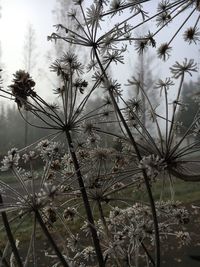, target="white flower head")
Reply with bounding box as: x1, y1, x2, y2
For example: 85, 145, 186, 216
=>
1, 148, 20, 171
36, 140, 59, 159
81, 246, 95, 262
37, 182, 57, 203
176, 231, 191, 246
22, 150, 37, 163
139, 154, 166, 177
